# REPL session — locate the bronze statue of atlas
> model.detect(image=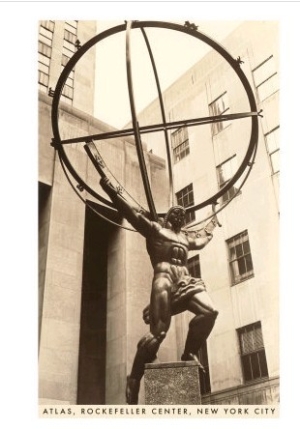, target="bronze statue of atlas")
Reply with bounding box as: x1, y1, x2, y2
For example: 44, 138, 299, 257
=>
51, 20, 260, 404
